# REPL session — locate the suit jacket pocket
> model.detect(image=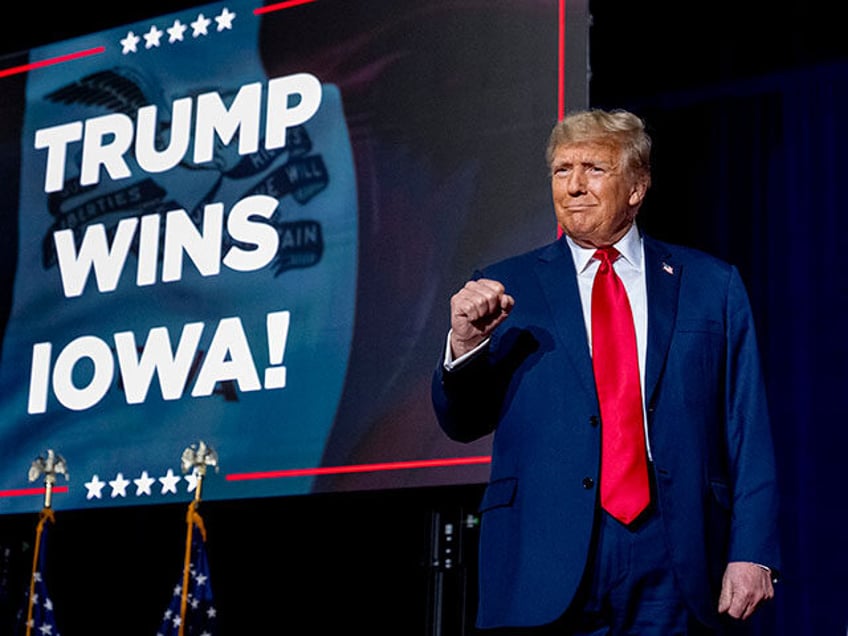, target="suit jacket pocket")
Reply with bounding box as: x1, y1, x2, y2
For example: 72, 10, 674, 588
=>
479, 477, 518, 513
